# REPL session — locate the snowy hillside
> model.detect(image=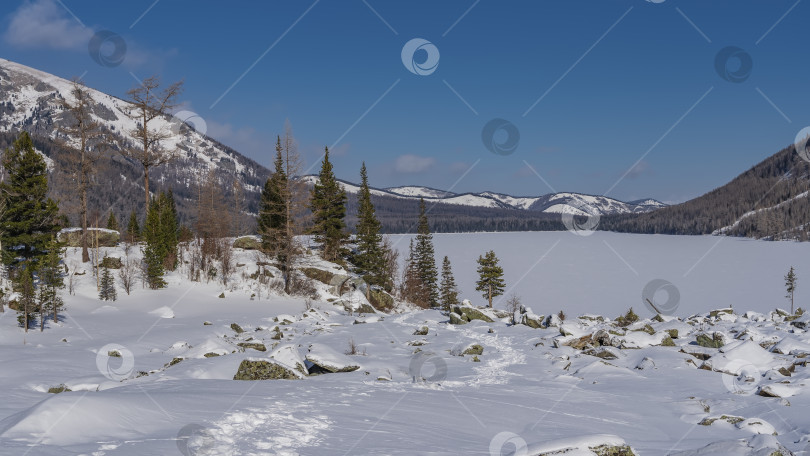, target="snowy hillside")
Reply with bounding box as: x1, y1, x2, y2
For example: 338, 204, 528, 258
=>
0, 233, 809, 454
303, 175, 666, 216
0, 57, 270, 220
